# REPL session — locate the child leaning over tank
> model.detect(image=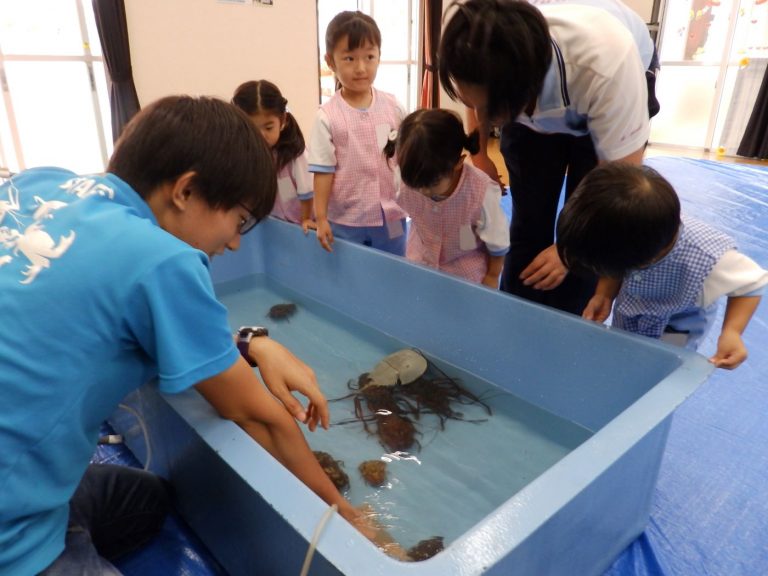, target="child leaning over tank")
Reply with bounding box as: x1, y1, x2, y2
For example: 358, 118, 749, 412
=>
556, 162, 768, 369
384, 108, 510, 288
